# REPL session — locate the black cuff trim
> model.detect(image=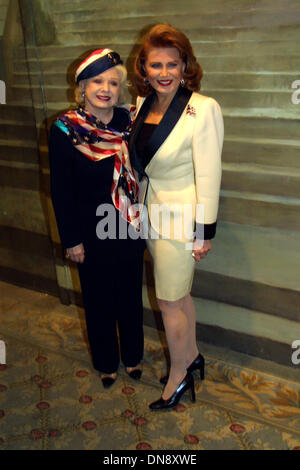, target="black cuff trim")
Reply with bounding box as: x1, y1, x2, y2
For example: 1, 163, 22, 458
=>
195, 222, 217, 240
